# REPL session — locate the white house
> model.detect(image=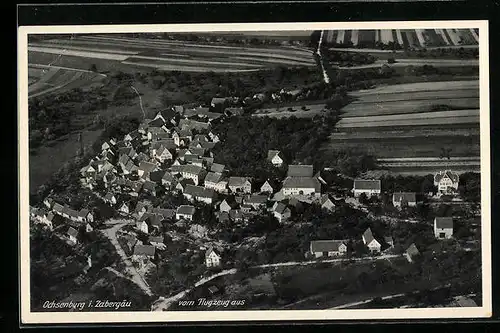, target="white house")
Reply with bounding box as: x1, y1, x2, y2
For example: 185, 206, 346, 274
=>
353, 179, 381, 197
320, 194, 336, 211
434, 170, 460, 193
434, 217, 453, 239
392, 192, 417, 208
267, 150, 285, 167
205, 247, 221, 268
181, 164, 206, 186
176, 205, 196, 221
309, 240, 347, 258
136, 221, 149, 234
362, 228, 381, 253
260, 180, 275, 194
154, 146, 173, 163
272, 202, 291, 223
204, 172, 228, 193
282, 177, 321, 197
183, 185, 216, 205
103, 192, 117, 205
